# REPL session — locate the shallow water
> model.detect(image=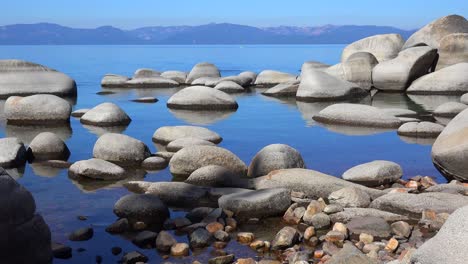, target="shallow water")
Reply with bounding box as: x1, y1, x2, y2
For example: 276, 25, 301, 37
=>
0, 45, 449, 263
